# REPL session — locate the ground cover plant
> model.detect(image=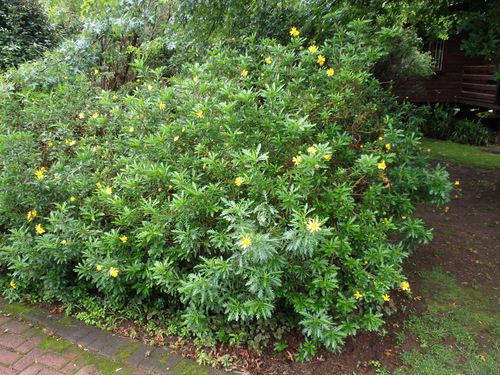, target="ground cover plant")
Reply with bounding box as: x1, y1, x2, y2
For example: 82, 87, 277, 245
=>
0, 7, 454, 364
